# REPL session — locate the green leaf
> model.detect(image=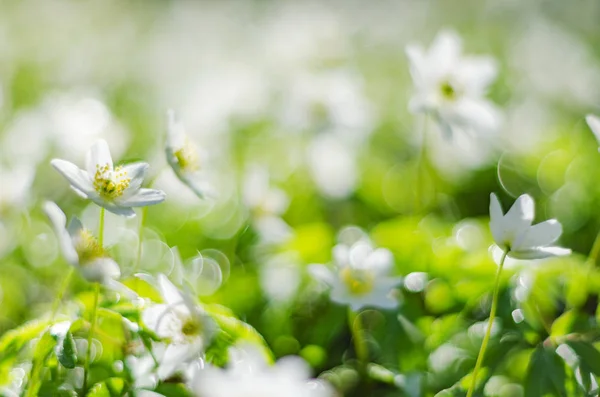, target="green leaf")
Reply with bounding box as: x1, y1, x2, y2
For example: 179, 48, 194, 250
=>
0, 319, 50, 360
565, 341, 600, 376
525, 346, 567, 397
56, 331, 77, 369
